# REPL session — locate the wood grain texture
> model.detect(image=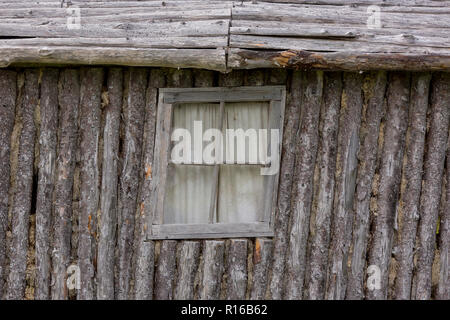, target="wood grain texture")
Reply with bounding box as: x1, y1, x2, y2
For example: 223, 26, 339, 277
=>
51, 69, 80, 300
97, 68, 123, 300
306, 72, 341, 300
394, 73, 431, 300
250, 238, 273, 300
116, 68, 148, 300
367, 72, 411, 300
0, 70, 16, 299
346, 71, 387, 300
226, 239, 248, 300
199, 240, 225, 300
414, 72, 450, 300
77, 68, 104, 300
155, 240, 177, 300
284, 71, 323, 299
326, 72, 363, 300
35, 68, 59, 300
174, 241, 201, 300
